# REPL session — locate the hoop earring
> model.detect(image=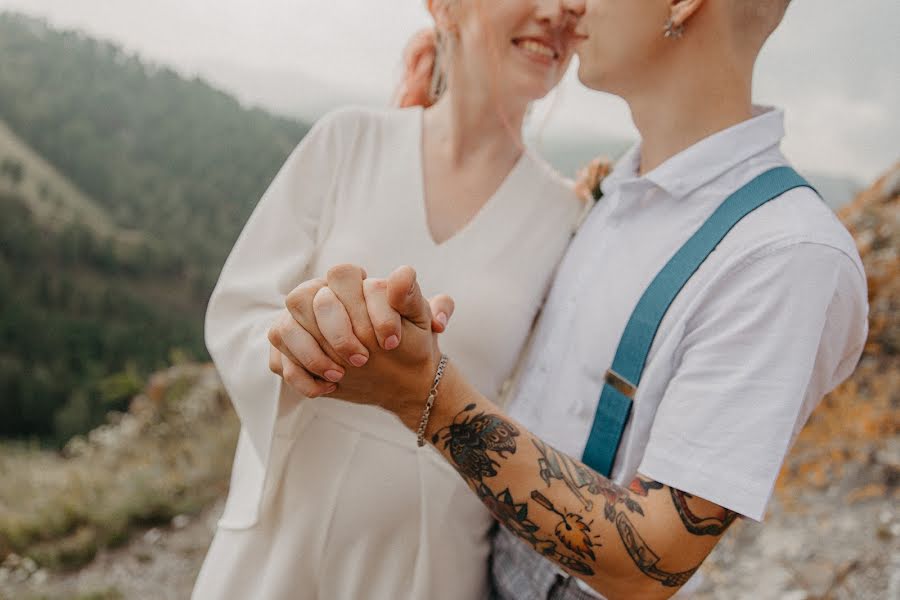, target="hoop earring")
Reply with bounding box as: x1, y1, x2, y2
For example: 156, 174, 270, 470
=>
663, 18, 685, 40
